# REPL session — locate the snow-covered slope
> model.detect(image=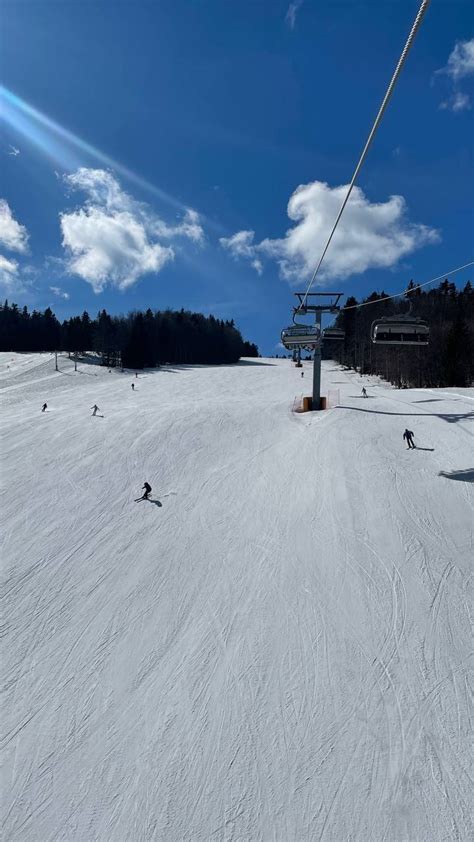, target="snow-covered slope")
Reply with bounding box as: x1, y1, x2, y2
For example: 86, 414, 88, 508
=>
1, 354, 472, 841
